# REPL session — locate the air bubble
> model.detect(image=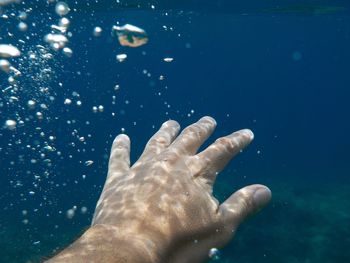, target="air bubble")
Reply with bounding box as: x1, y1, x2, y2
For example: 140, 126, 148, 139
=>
59, 17, 70, 27
55, 2, 70, 16
18, 21, 28, 31
208, 248, 221, 261
18, 11, 27, 20
0, 0, 21, 7
43, 145, 55, 152
116, 53, 127, 62
85, 160, 94, 166
44, 34, 68, 49
36, 112, 43, 120
163, 57, 173, 62
66, 208, 75, 219
62, 47, 73, 57
0, 44, 21, 58
4, 120, 17, 130
64, 98, 72, 105
93, 27, 102, 37
0, 59, 11, 73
